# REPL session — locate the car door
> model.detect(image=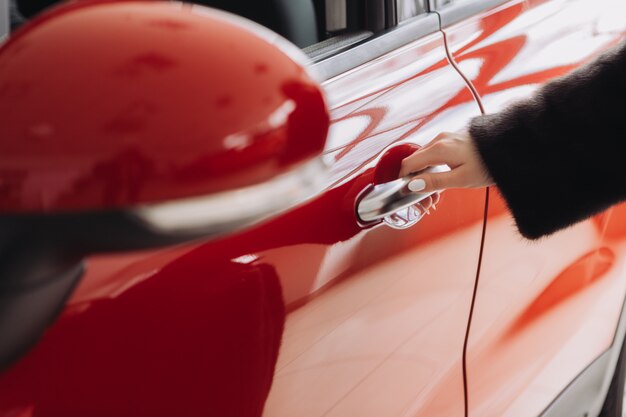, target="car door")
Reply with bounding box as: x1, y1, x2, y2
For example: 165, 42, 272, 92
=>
434, 0, 626, 415
263, 6, 487, 415
0, 2, 486, 417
